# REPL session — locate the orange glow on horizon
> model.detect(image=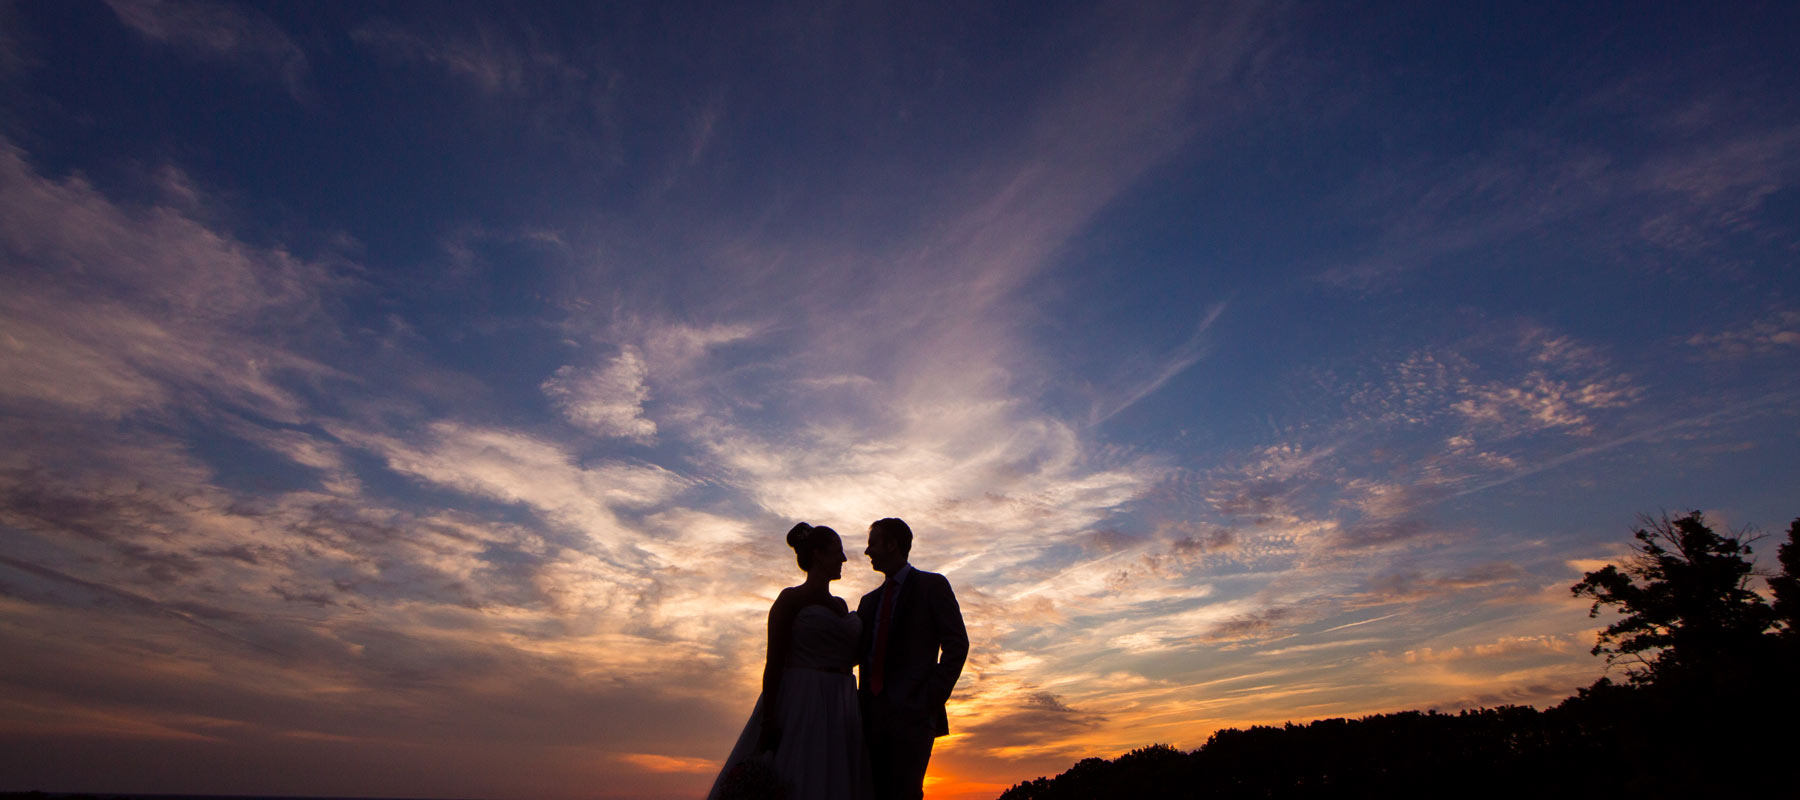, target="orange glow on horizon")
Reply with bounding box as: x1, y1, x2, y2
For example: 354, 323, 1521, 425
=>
618, 753, 717, 774
924, 772, 1021, 800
